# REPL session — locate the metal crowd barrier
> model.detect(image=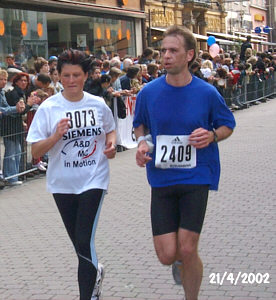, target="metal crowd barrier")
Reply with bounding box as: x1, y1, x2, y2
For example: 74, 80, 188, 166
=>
0, 71, 275, 185
222, 70, 276, 108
